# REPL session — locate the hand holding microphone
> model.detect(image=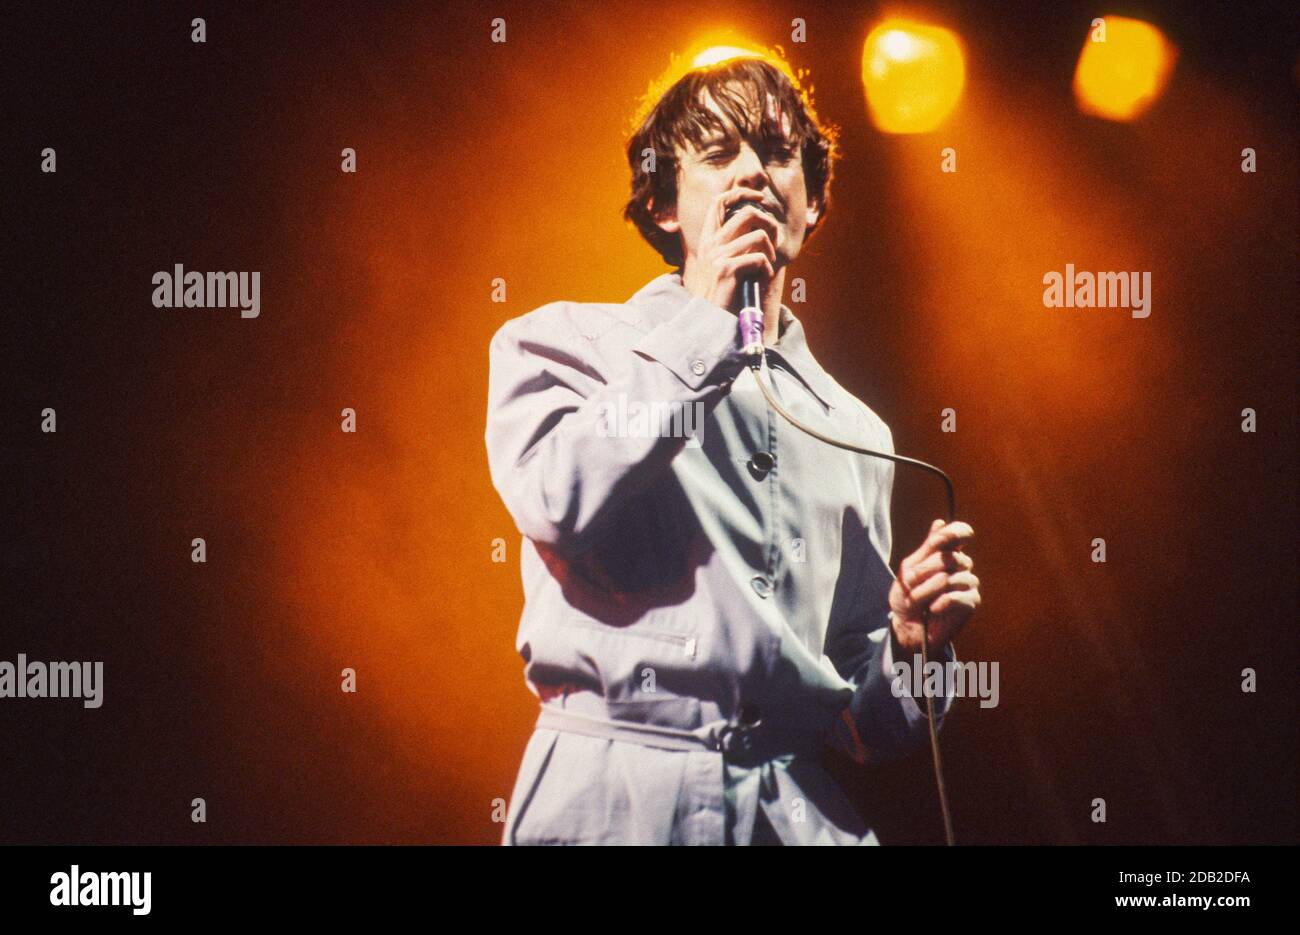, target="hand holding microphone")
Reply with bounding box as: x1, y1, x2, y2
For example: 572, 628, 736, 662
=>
680, 187, 780, 332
